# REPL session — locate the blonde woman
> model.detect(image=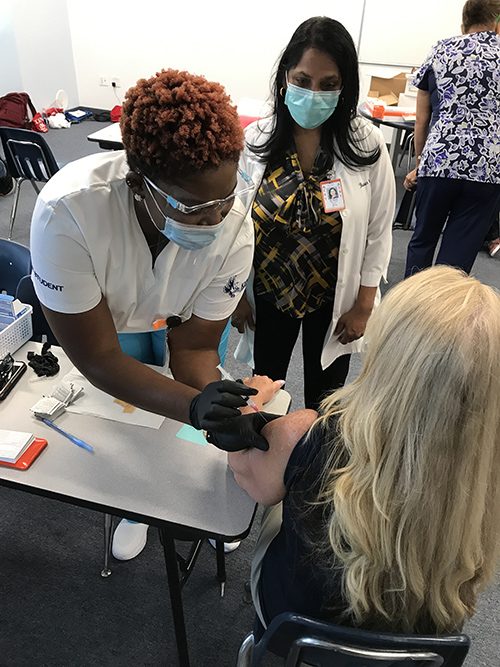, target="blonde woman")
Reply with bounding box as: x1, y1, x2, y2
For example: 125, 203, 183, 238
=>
229, 266, 500, 636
